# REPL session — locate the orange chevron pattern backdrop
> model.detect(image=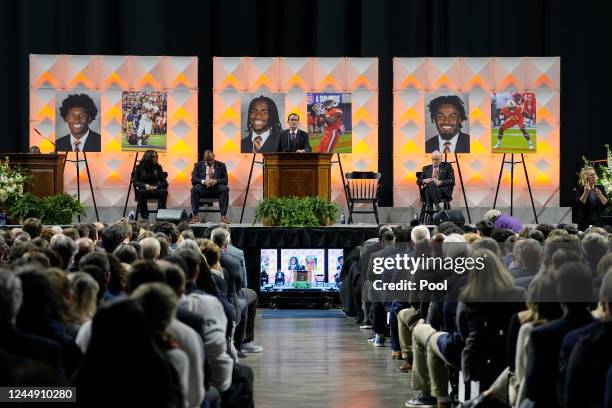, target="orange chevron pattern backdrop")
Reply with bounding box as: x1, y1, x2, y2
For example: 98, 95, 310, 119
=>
29, 54, 198, 207
393, 57, 560, 208
212, 57, 379, 207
